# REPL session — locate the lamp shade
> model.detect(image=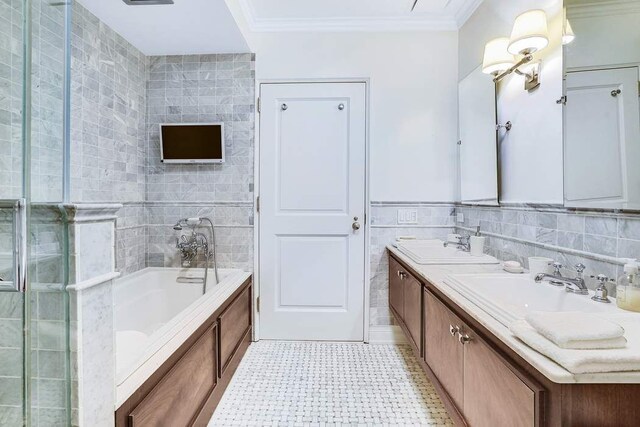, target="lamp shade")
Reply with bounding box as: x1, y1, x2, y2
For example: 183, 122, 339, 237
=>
508, 9, 549, 55
482, 37, 515, 75
563, 19, 575, 45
